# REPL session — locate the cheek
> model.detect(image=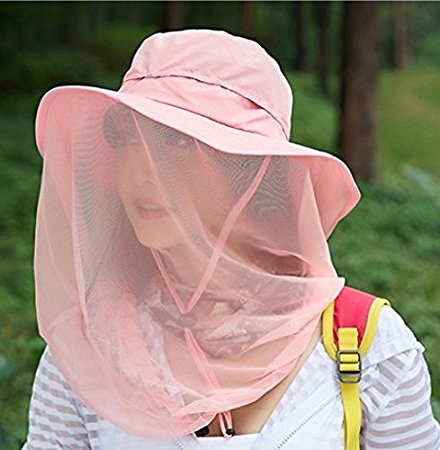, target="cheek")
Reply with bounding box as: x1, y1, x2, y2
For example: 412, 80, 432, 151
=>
114, 157, 131, 201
